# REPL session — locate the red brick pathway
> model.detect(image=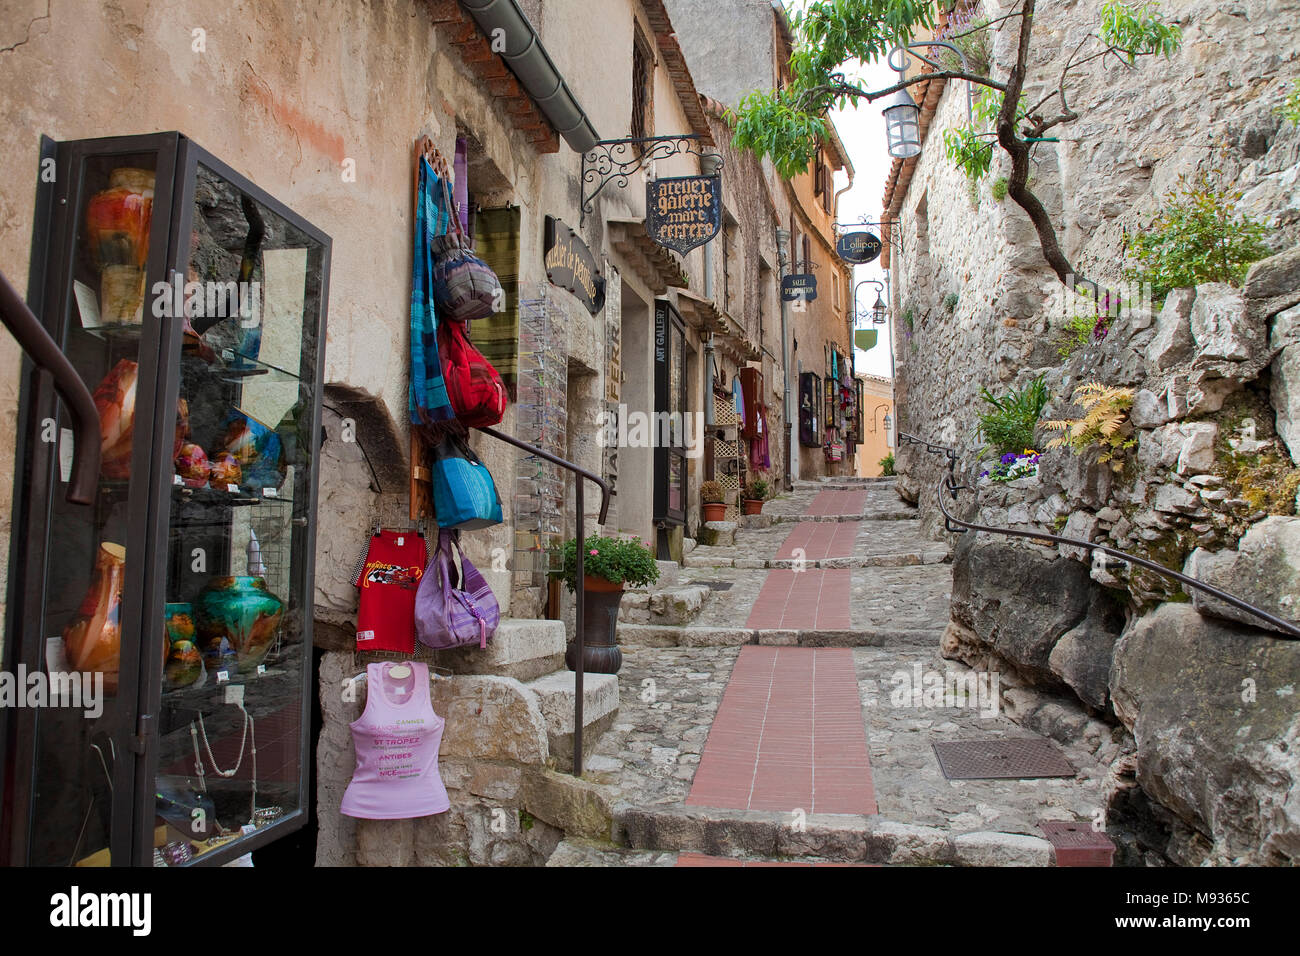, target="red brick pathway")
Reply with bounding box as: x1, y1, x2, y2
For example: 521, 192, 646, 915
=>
686, 646, 877, 815
744, 569, 851, 629
805, 489, 867, 517
774, 520, 861, 561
